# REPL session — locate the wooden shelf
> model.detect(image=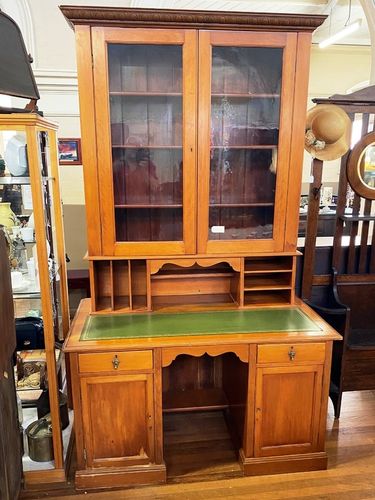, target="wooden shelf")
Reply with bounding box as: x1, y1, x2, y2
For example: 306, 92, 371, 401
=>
243, 290, 291, 307
244, 257, 293, 273
110, 91, 182, 96
112, 145, 182, 149
114, 296, 130, 311
132, 295, 148, 312
163, 388, 228, 413
244, 275, 291, 290
95, 297, 112, 312
244, 266, 292, 274
211, 93, 280, 98
152, 271, 234, 280
211, 145, 277, 149
210, 203, 274, 208
152, 293, 238, 312
115, 204, 183, 209
244, 284, 292, 291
